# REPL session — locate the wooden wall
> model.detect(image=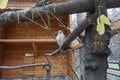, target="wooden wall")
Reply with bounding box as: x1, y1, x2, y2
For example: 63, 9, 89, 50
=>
4, 16, 68, 39
0, 30, 5, 77
0, 15, 73, 78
